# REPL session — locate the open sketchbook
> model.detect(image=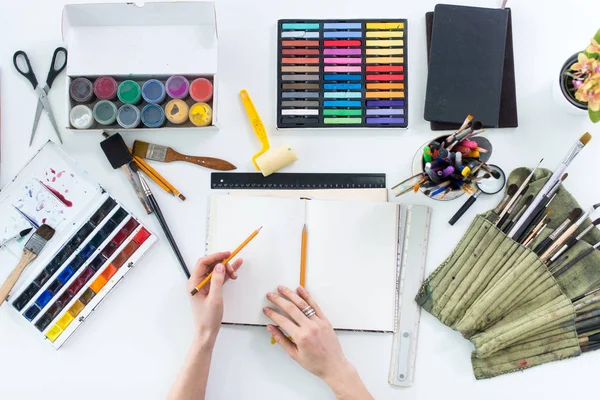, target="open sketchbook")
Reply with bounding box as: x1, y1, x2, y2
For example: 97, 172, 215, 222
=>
207, 195, 430, 332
